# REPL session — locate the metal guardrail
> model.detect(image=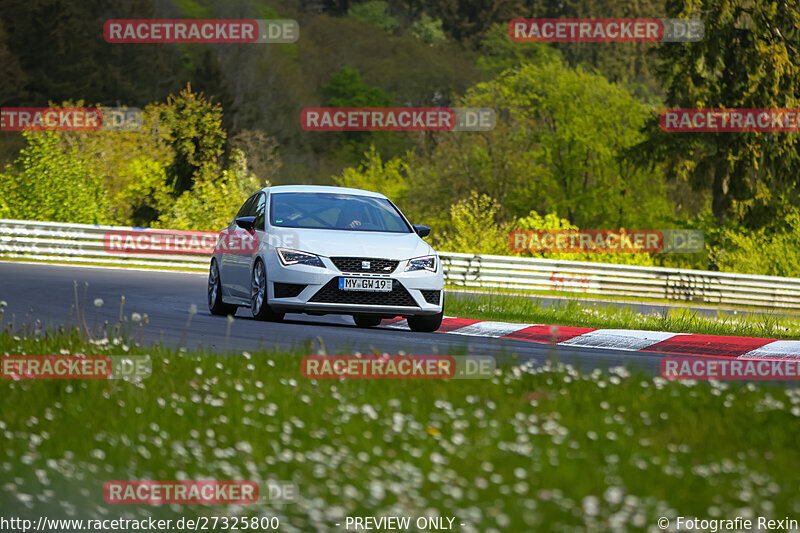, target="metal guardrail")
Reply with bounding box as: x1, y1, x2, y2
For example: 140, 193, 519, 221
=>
2, 219, 800, 310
